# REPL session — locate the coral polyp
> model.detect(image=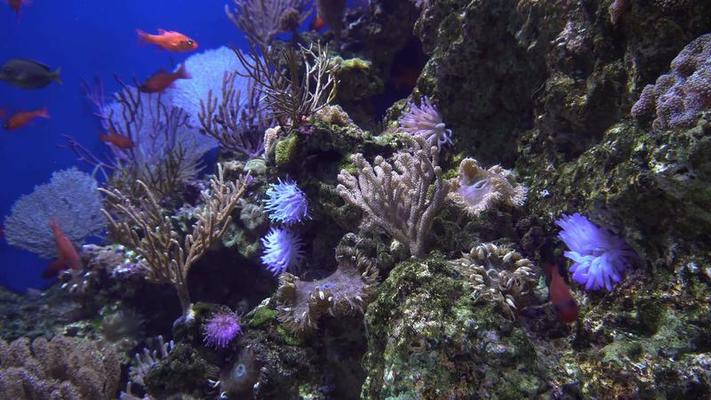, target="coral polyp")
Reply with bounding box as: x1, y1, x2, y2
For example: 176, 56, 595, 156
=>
260, 227, 305, 275
263, 178, 309, 224
203, 311, 242, 349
